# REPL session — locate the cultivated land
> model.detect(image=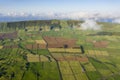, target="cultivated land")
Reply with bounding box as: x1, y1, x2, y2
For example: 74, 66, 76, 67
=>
0, 20, 120, 80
